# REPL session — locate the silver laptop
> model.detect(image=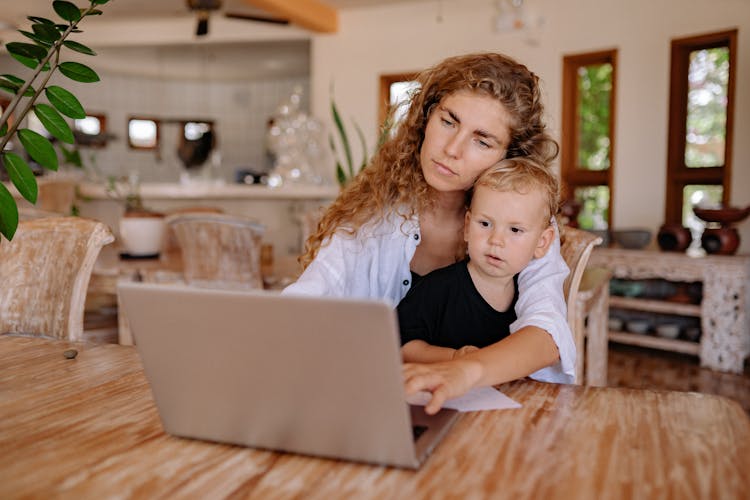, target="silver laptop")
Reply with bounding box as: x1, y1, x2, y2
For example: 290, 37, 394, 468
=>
118, 282, 458, 469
